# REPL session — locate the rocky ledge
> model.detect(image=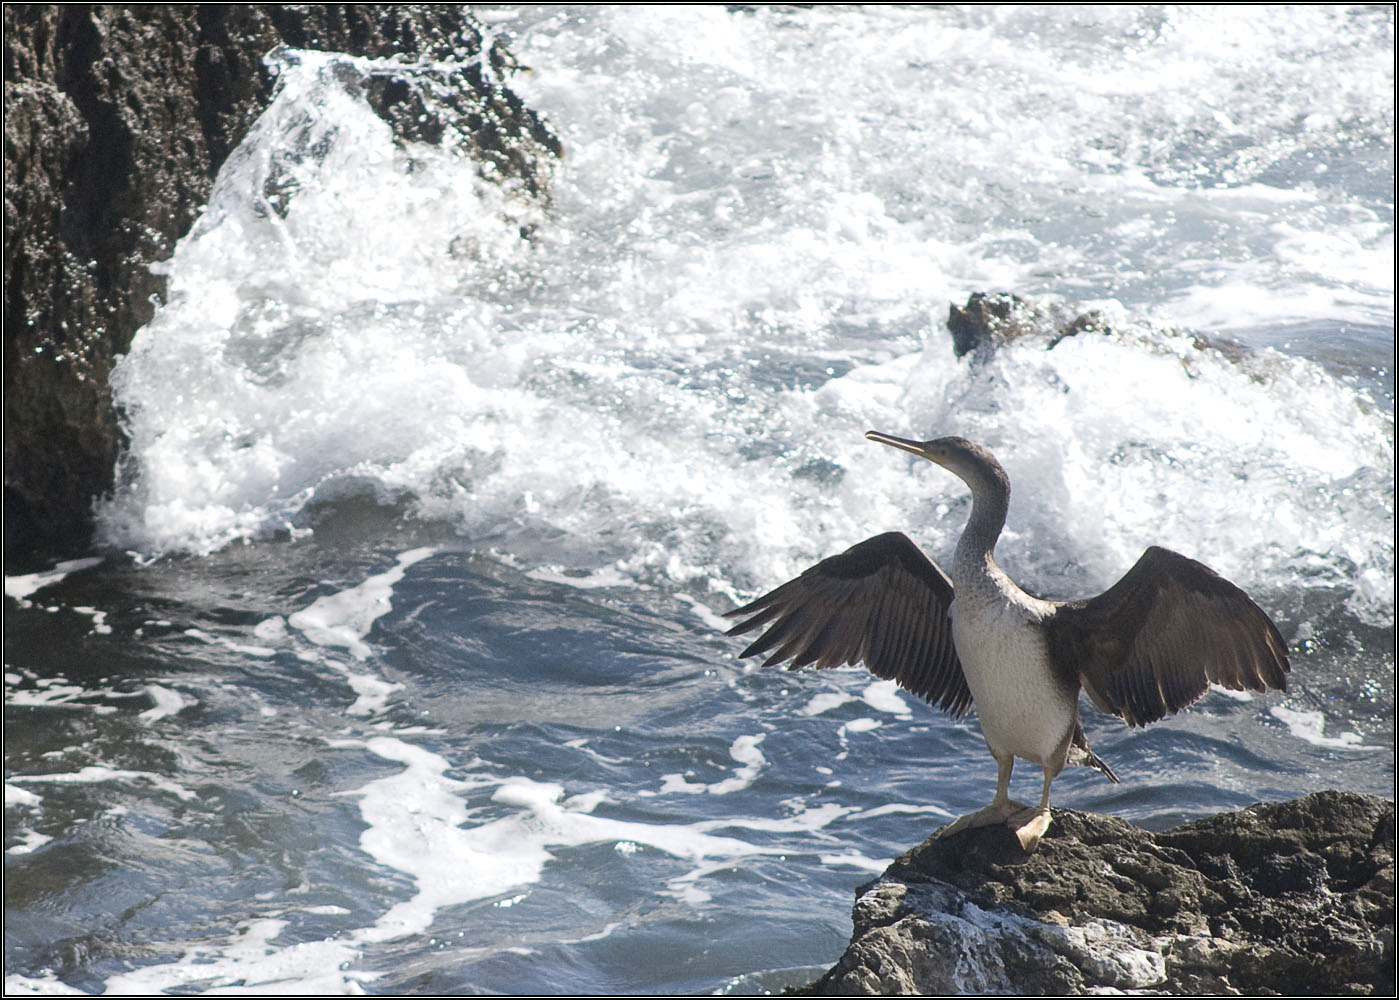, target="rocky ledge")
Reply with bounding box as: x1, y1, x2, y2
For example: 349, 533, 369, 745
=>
800, 791, 1394, 996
